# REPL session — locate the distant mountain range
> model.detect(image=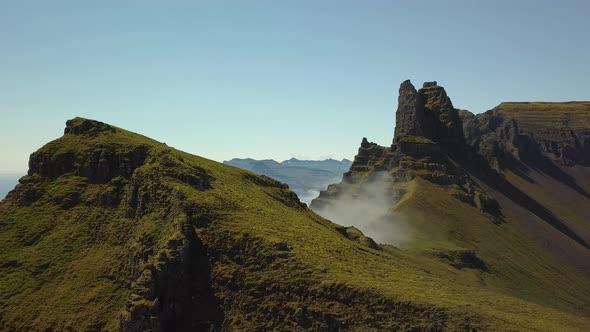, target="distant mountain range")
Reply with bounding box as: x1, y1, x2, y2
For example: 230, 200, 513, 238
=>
223, 158, 352, 204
